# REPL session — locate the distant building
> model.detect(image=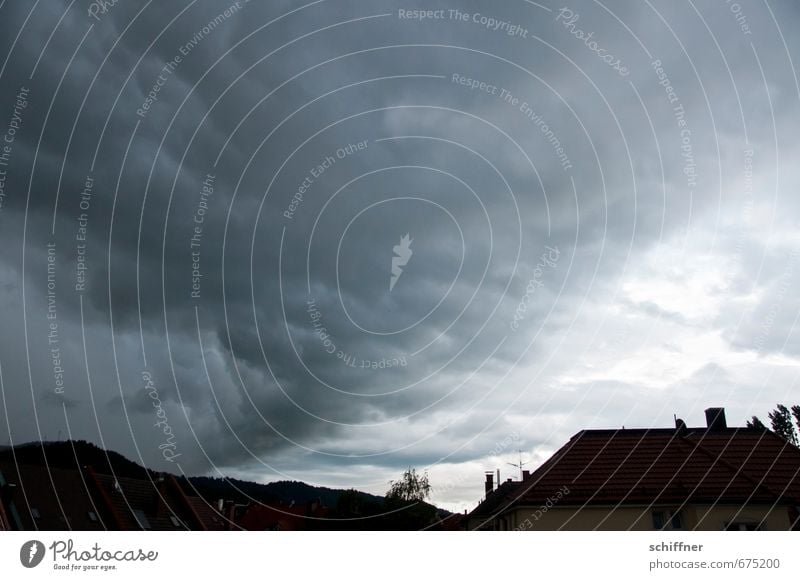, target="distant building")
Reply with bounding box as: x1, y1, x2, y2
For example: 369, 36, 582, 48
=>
466, 408, 800, 531
0, 463, 106, 531
0, 462, 227, 530
239, 499, 330, 531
